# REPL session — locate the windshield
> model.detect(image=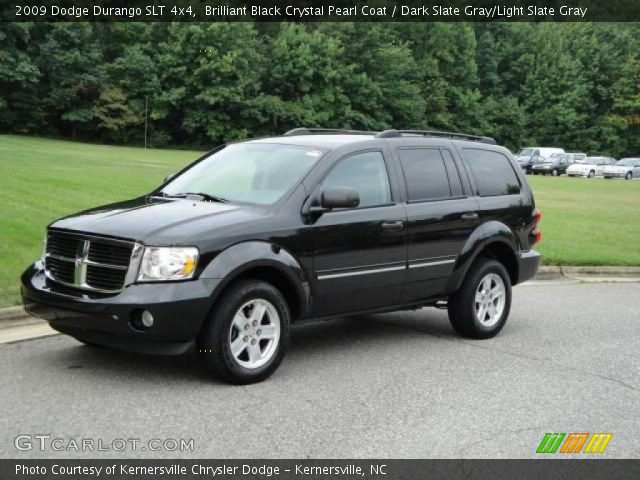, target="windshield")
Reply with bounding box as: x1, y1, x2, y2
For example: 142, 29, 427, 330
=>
160, 143, 324, 205
583, 157, 604, 165
516, 148, 534, 158
617, 158, 639, 166
544, 154, 567, 163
